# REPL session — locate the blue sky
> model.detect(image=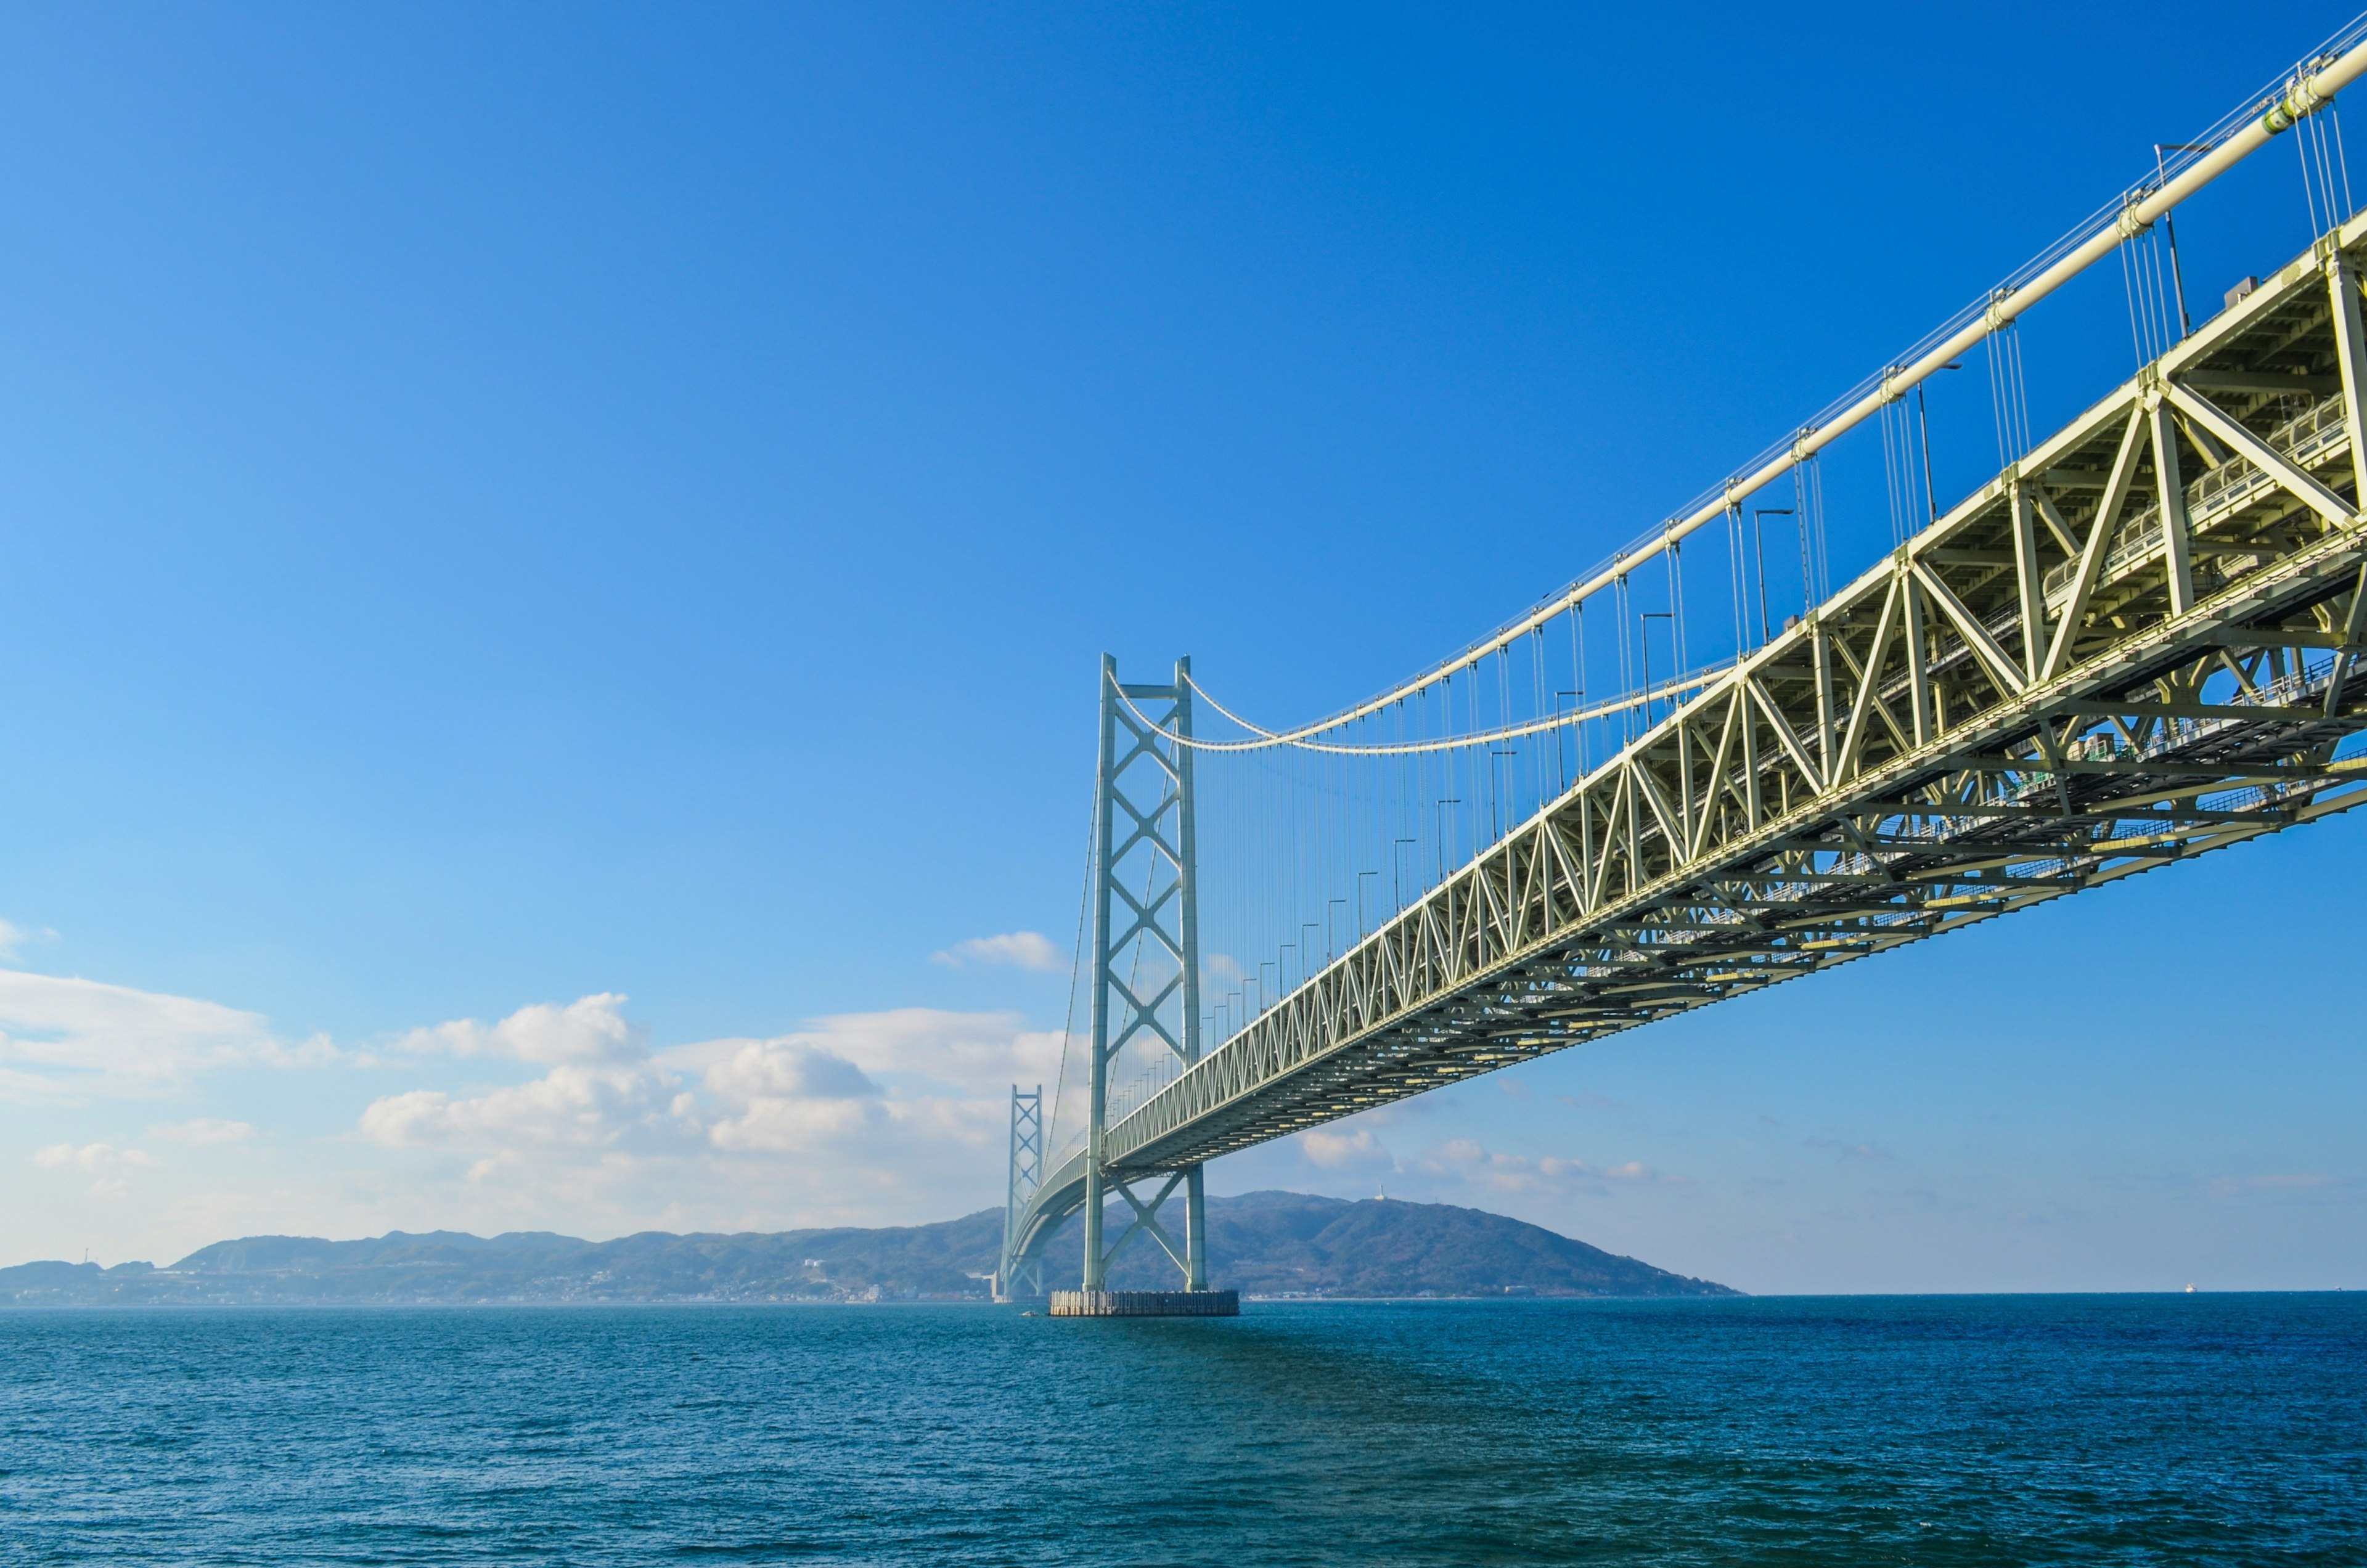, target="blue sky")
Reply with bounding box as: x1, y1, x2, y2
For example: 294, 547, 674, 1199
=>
3, 3, 2360, 1291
